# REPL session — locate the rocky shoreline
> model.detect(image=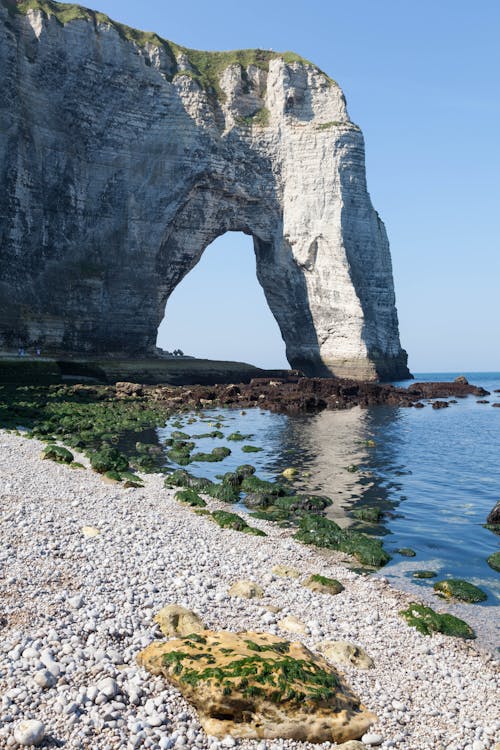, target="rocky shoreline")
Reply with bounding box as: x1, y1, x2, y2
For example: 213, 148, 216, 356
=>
113, 376, 493, 415
0, 431, 498, 750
